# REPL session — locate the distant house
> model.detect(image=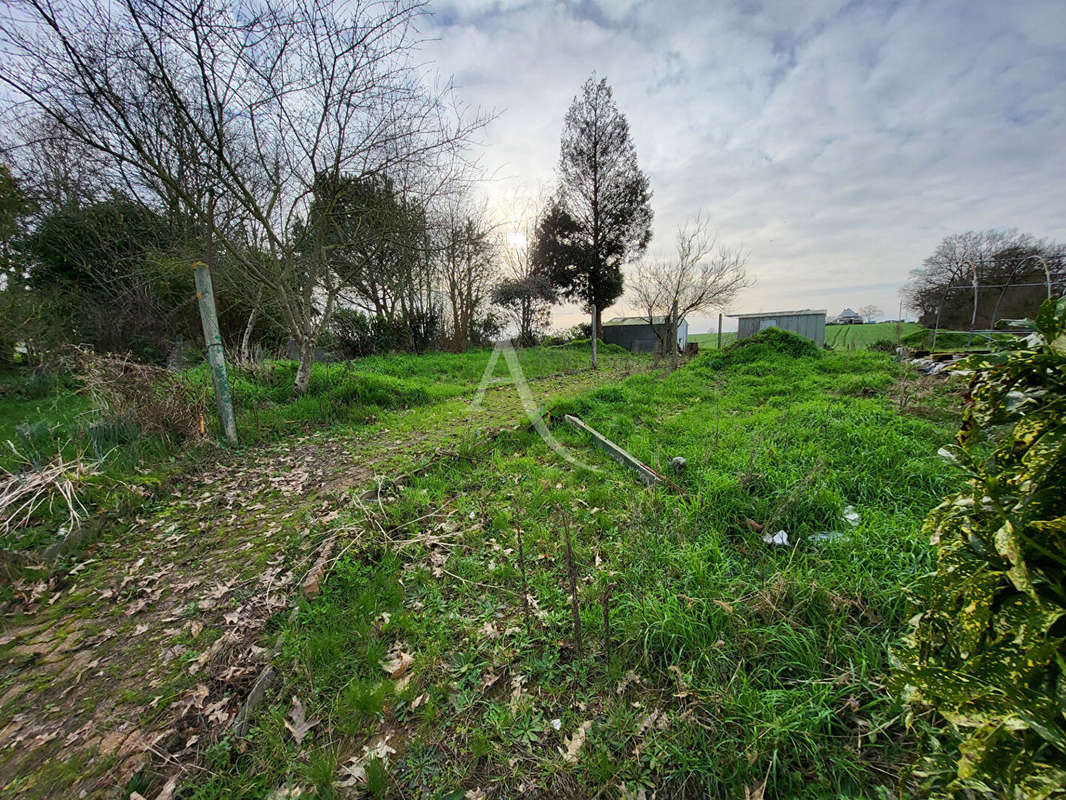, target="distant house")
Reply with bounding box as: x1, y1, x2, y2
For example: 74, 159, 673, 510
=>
728, 309, 826, 348
835, 308, 863, 325
602, 315, 688, 353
